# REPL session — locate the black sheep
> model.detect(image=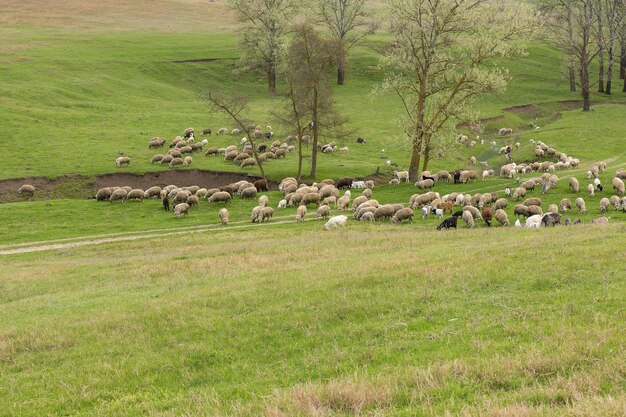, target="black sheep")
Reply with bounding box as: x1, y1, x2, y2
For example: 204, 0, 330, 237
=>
356, 137, 366, 144
436, 216, 458, 230
421, 175, 436, 182
163, 195, 170, 211
336, 177, 353, 189
453, 170, 462, 184
258, 144, 267, 152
